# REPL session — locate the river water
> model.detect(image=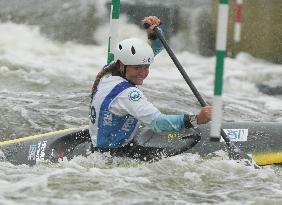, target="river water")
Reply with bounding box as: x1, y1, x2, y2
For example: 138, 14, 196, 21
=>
1, 2, 282, 204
